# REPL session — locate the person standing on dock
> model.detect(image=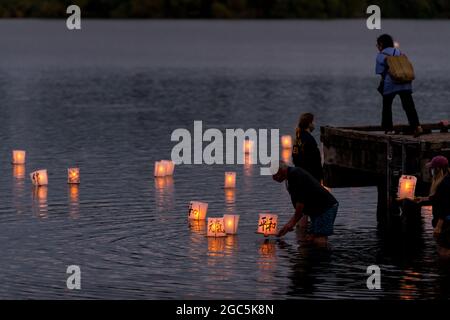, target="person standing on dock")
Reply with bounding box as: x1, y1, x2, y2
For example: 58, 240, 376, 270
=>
375, 34, 423, 137
273, 162, 338, 245
292, 113, 324, 183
